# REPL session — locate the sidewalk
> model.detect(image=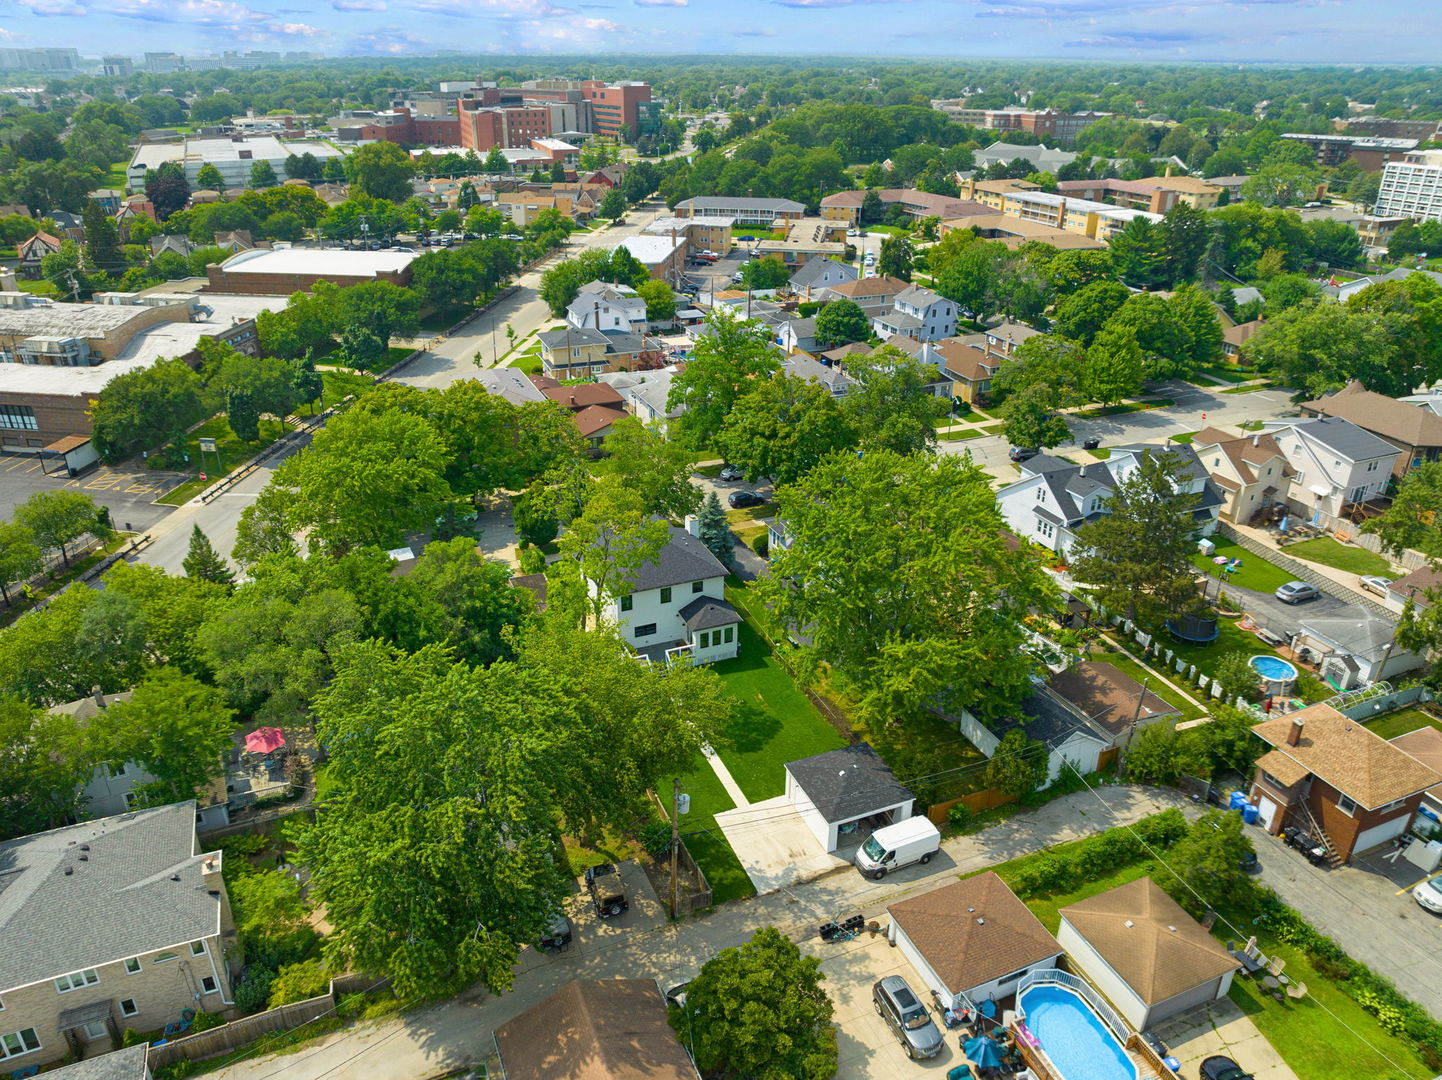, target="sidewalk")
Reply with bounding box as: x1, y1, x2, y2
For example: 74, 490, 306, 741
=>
209, 785, 1191, 1080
